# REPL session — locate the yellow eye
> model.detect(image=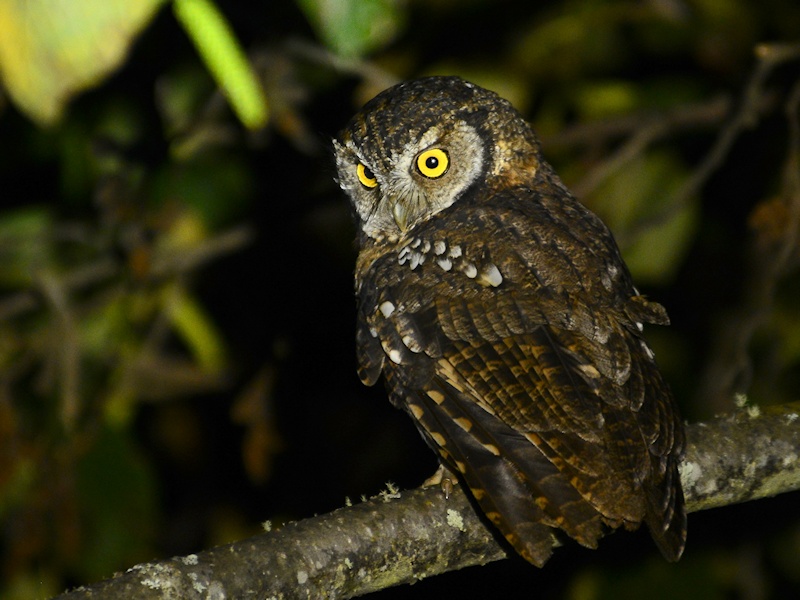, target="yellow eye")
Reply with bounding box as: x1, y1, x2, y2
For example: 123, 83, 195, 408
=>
416, 148, 449, 178
357, 163, 378, 188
